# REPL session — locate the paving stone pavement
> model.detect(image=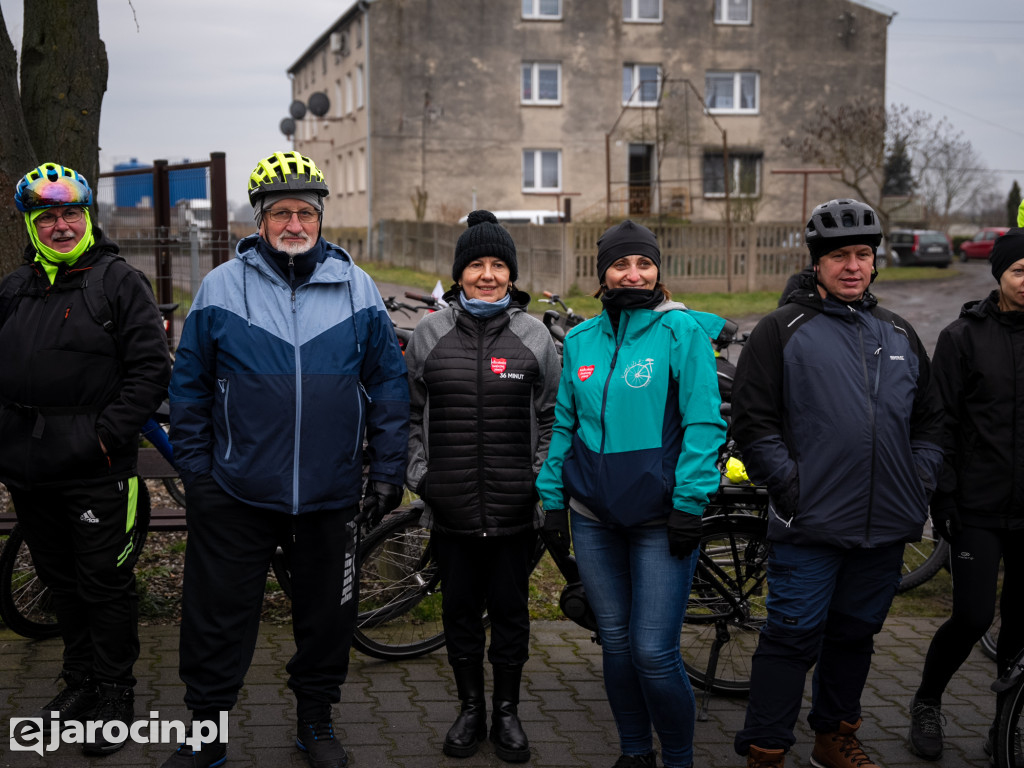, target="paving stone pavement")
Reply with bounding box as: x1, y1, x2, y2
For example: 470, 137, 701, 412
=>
0, 617, 1000, 767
